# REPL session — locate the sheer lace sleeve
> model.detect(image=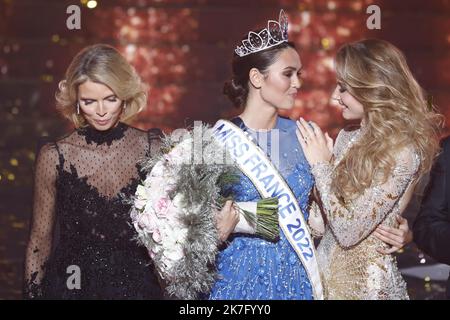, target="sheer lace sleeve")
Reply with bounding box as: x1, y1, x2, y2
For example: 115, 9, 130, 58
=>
24, 143, 59, 298
311, 145, 419, 248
